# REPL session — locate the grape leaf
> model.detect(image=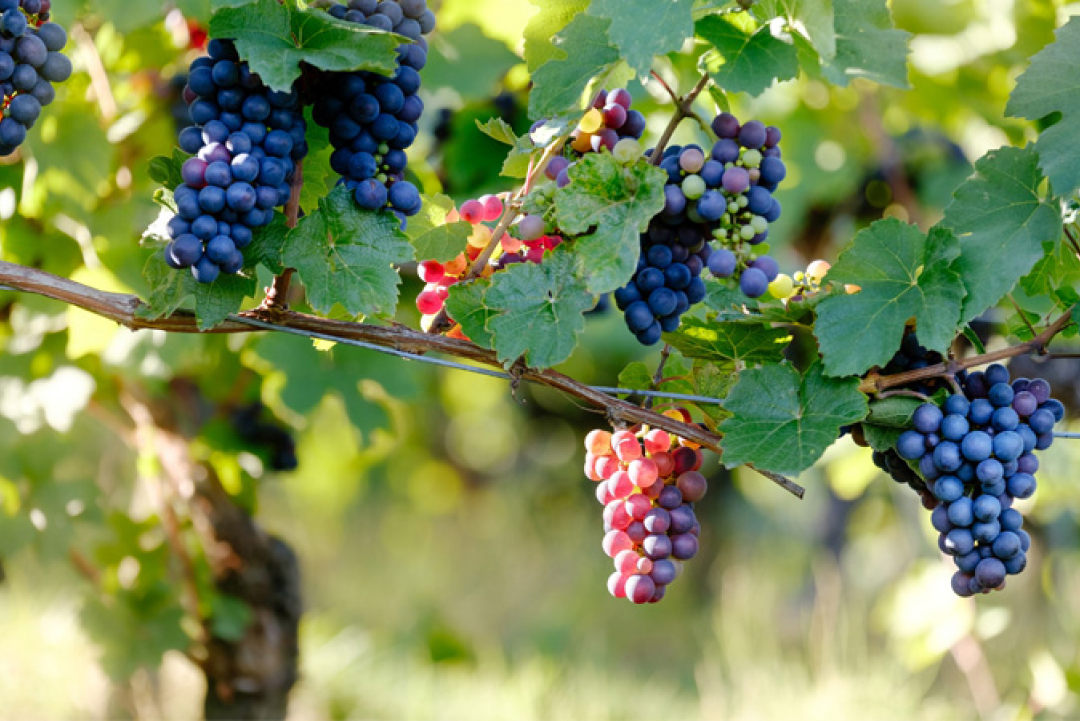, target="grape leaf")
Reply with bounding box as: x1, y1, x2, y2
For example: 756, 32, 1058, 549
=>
147, 149, 188, 189
405, 194, 472, 263
692, 362, 736, 430
664, 316, 790, 366
1020, 240, 1080, 297
586, 0, 694, 79
284, 187, 414, 318
139, 252, 257, 331
210, 0, 401, 92
820, 0, 910, 88
861, 423, 902, 453
445, 279, 495, 349
484, 250, 595, 369
299, 107, 333, 214
814, 220, 965, 377
554, 154, 668, 293
244, 216, 289, 275
939, 145, 1061, 324
528, 14, 619, 121
476, 118, 535, 179
865, 396, 921, 429
523, 0, 590, 71
697, 13, 799, 97
617, 355, 694, 397
719, 361, 868, 475
754, 0, 836, 59
1006, 17, 1080, 195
